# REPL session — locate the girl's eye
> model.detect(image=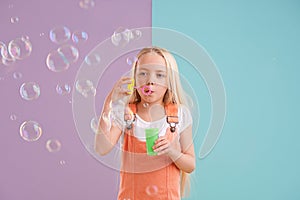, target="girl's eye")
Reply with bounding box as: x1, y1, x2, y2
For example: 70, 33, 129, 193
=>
156, 73, 166, 78
138, 72, 148, 77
